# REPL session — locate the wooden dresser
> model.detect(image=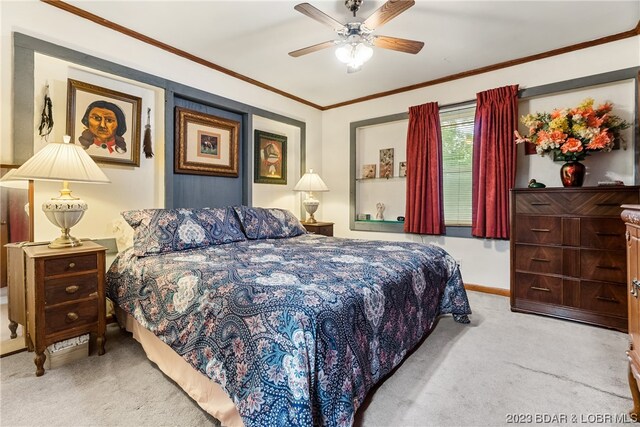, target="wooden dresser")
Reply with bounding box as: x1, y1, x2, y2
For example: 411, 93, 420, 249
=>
623, 205, 640, 417
510, 186, 640, 331
24, 241, 107, 376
